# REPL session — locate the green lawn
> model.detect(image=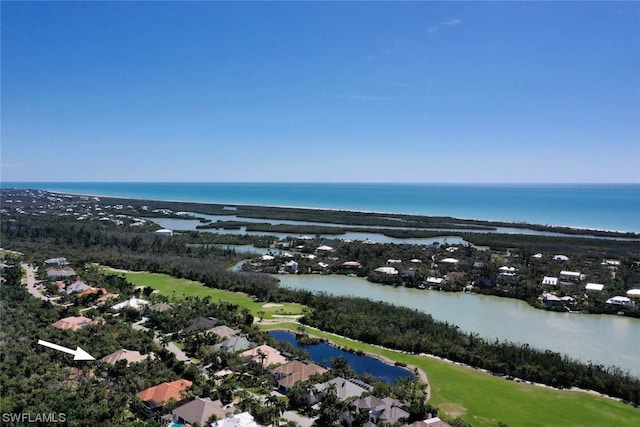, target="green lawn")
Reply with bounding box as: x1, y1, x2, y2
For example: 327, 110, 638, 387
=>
261, 323, 639, 427
107, 269, 305, 319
